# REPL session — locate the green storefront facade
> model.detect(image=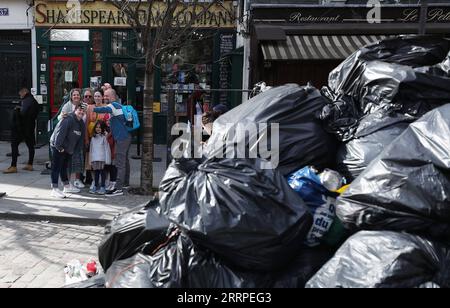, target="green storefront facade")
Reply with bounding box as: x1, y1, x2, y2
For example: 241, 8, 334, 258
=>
34, 0, 241, 146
